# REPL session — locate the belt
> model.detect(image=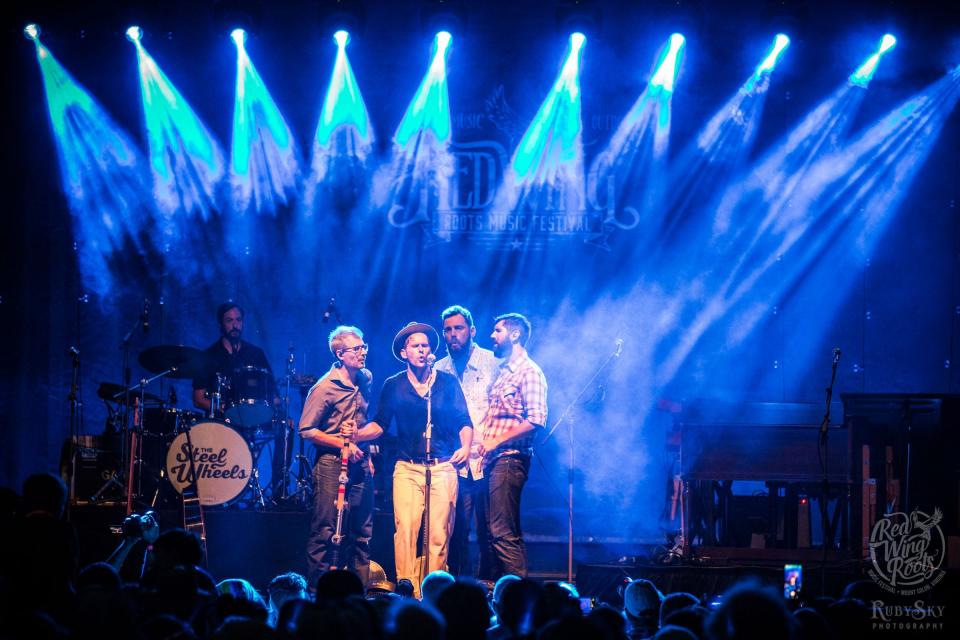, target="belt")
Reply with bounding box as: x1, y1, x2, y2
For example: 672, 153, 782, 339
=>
399, 456, 452, 465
